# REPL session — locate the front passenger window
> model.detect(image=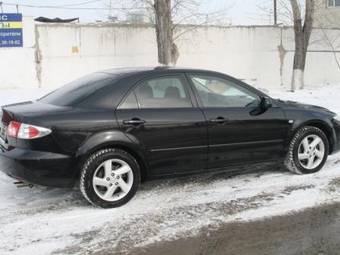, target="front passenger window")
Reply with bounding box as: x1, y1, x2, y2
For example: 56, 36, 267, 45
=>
190, 75, 260, 108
